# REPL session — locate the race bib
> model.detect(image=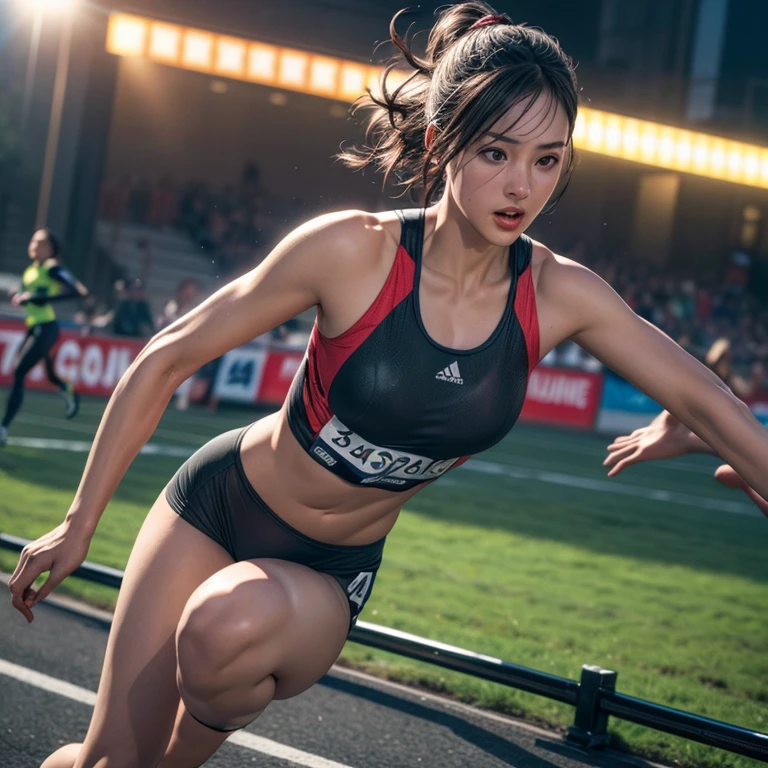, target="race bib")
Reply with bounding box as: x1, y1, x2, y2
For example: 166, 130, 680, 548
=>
309, 416, 459, 491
